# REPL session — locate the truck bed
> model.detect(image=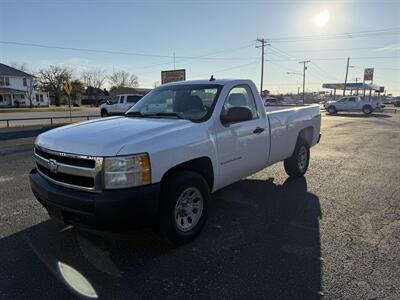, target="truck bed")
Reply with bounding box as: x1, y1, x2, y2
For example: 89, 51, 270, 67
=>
266, 104, 321, 165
